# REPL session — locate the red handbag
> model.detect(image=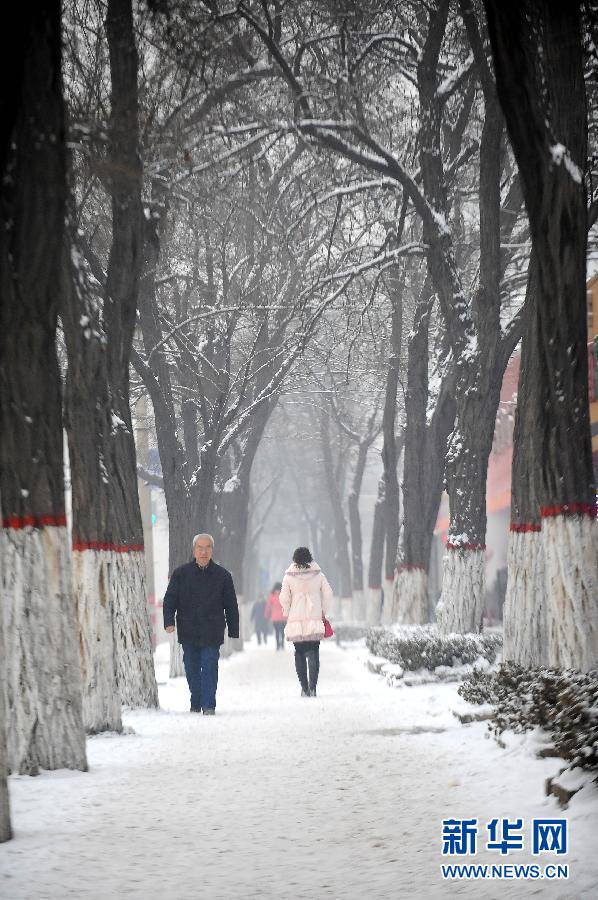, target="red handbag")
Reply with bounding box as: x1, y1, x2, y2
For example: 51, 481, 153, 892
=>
323, 617, 334, 638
